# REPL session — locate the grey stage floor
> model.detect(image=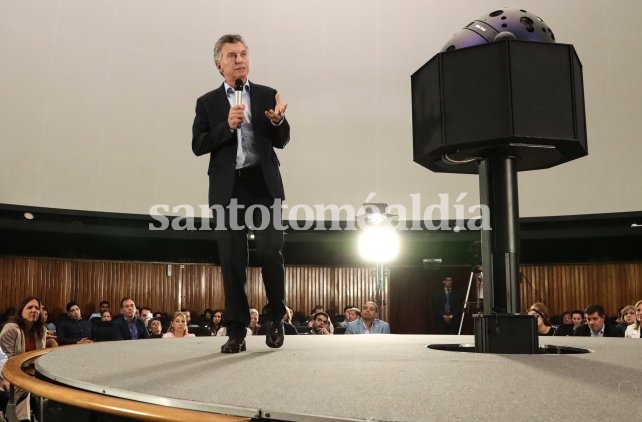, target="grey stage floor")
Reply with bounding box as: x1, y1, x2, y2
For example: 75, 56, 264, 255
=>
35, 334, 642, 421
